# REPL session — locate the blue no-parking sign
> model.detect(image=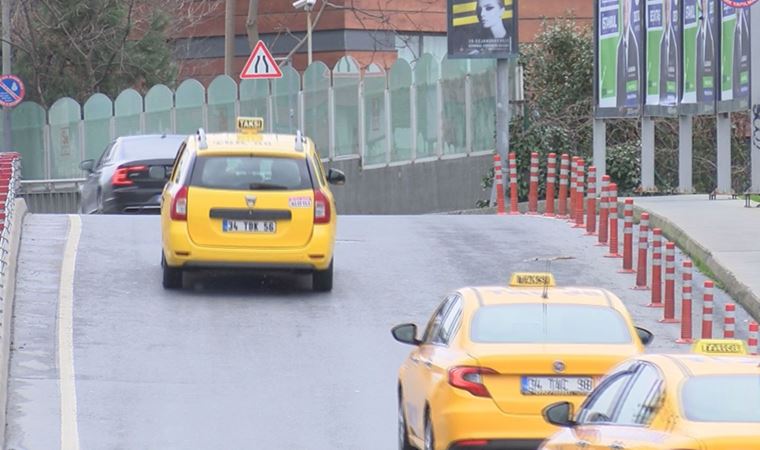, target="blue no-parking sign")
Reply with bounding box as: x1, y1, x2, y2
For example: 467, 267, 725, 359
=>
0, 75, 25, 108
